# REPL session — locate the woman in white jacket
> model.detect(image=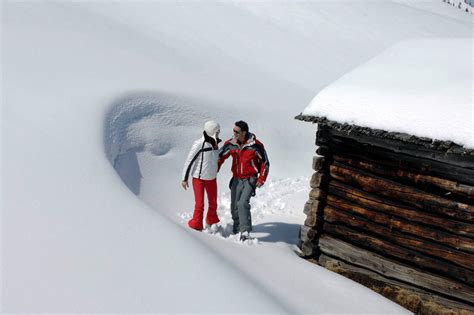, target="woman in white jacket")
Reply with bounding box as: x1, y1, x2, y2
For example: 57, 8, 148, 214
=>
181, 120, 221, 231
